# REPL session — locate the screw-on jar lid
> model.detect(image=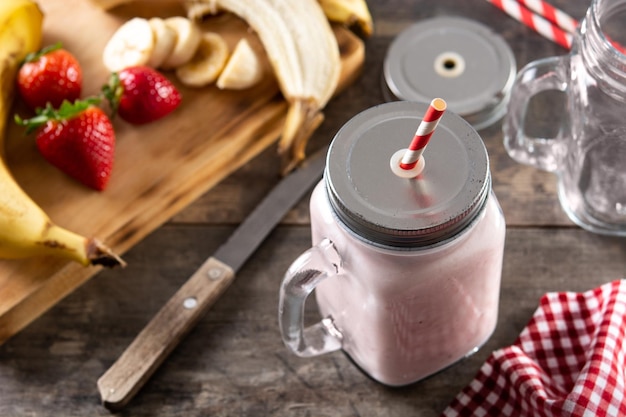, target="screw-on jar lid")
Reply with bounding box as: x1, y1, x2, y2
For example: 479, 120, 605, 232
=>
325, 101, 490, 248
383, 17, 516, 130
